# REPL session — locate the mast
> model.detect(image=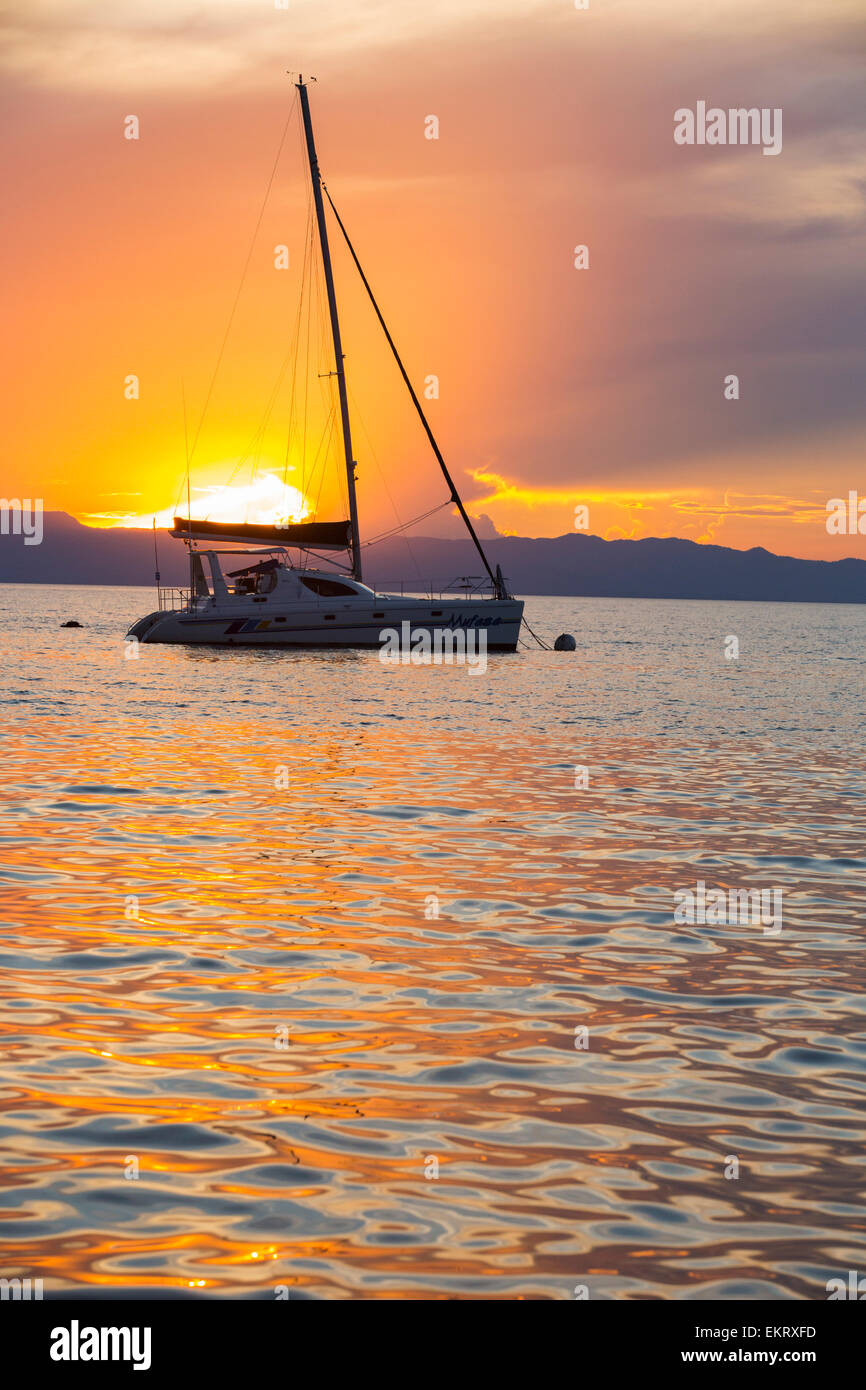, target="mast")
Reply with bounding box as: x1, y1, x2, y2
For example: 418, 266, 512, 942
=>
322, 184, 508, 599
296, 77, 362, 582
